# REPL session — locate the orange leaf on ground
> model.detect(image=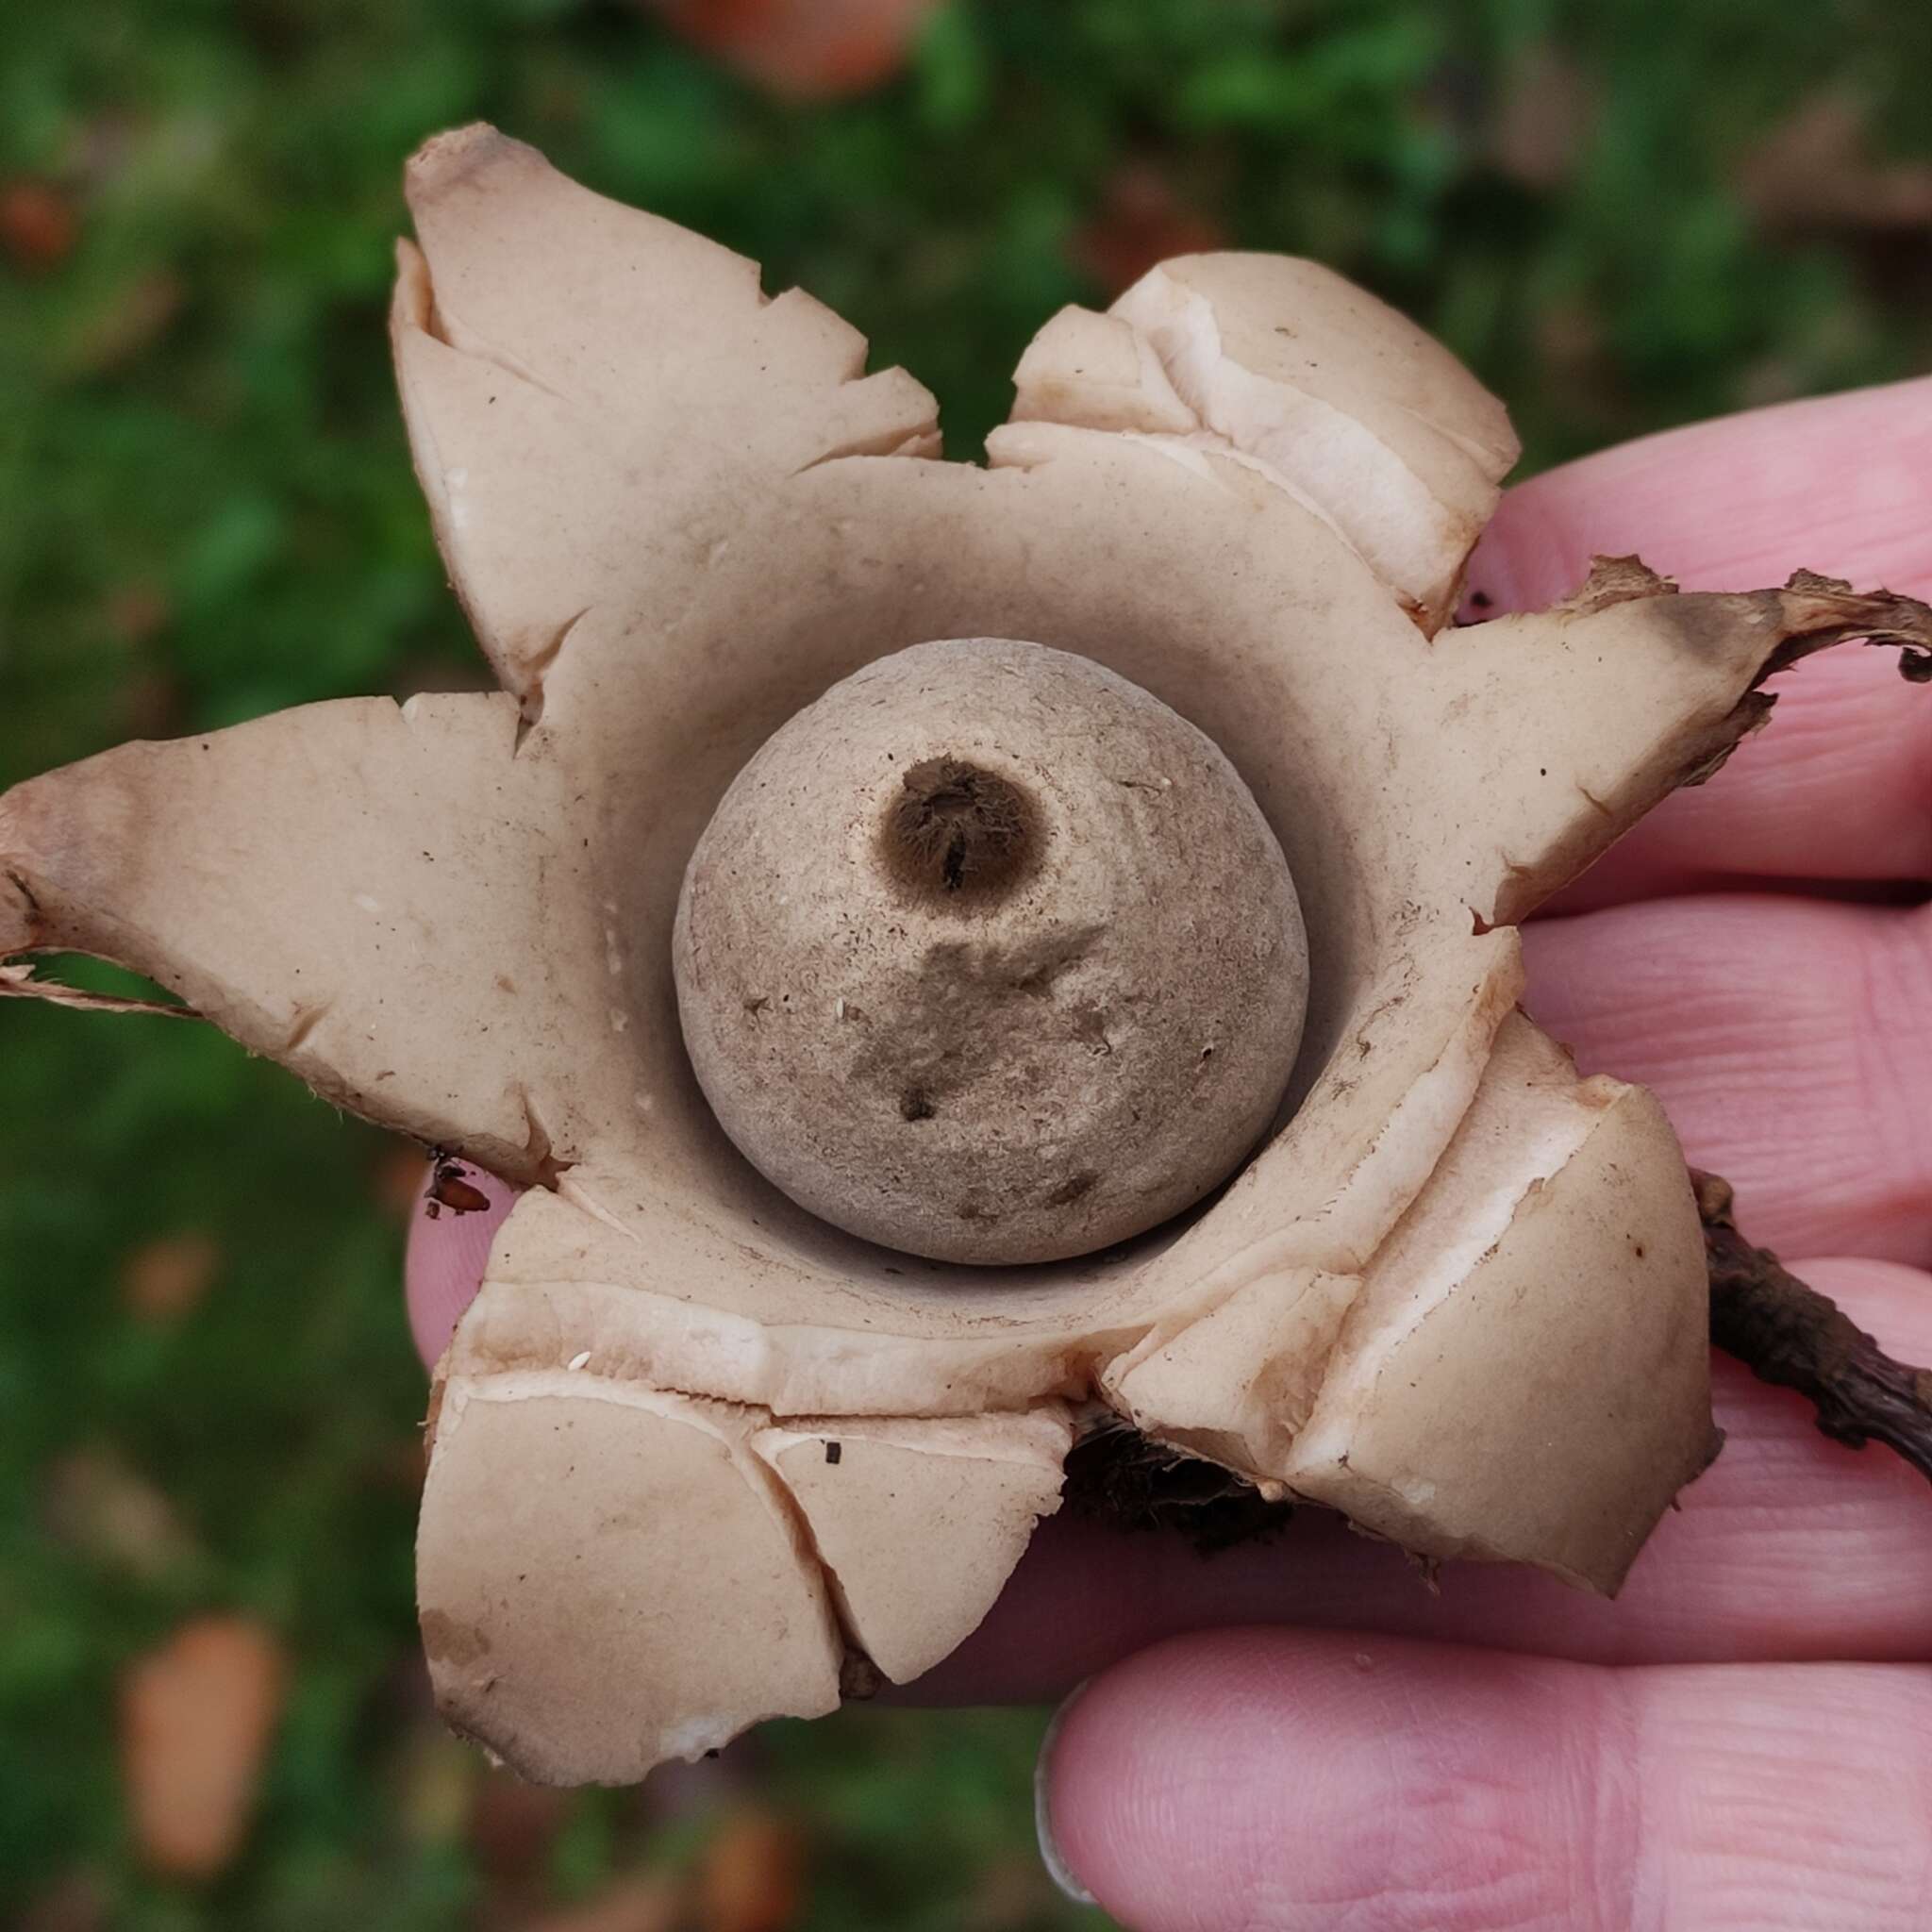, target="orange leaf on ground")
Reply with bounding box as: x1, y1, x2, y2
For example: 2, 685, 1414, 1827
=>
120, 1615, 285, 1880
647, 0, 939, 99
695, 1807, 807, 1932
